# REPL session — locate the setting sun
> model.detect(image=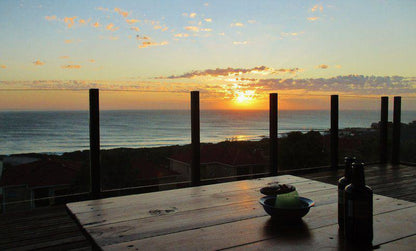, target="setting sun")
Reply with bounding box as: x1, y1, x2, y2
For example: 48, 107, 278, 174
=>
234, 90, 256, 104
